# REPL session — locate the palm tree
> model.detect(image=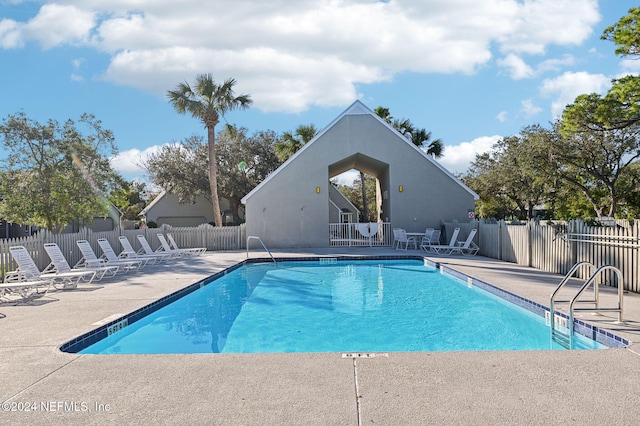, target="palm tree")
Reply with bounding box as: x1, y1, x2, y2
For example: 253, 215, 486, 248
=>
167, 74, 252, 226
409, 127, 443, 158
374, 106, 444, 158
275, 124, 317, 161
